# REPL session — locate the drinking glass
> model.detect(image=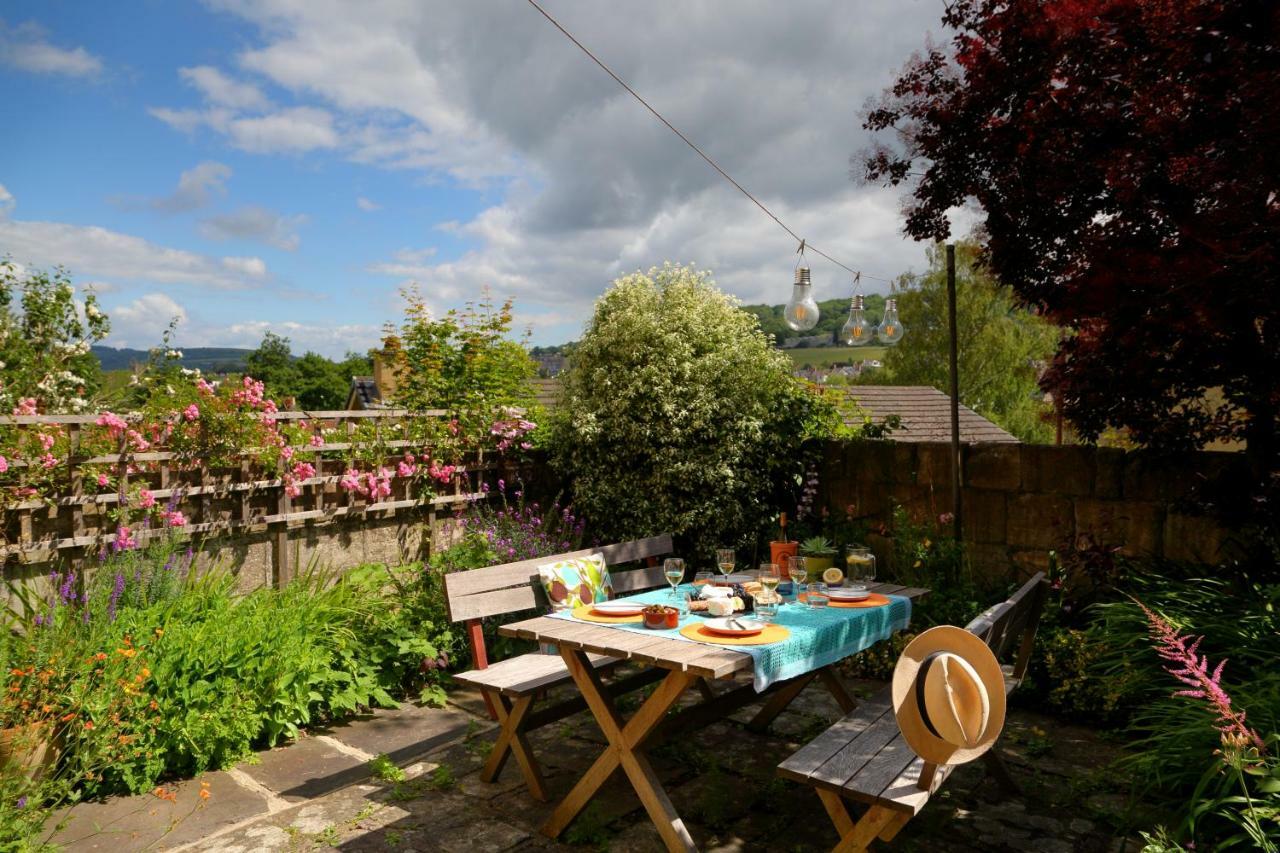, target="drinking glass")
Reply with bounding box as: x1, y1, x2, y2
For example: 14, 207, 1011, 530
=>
664, 558, 685, 600
715, 548, 735, 580
757, 562, 781, 610
787, 555, 809, 604
756, 594, 779, 621
806, 582, 830, 609
694, 570, 714, 586
674, 590, 692, 619
845, 546, 876, 592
